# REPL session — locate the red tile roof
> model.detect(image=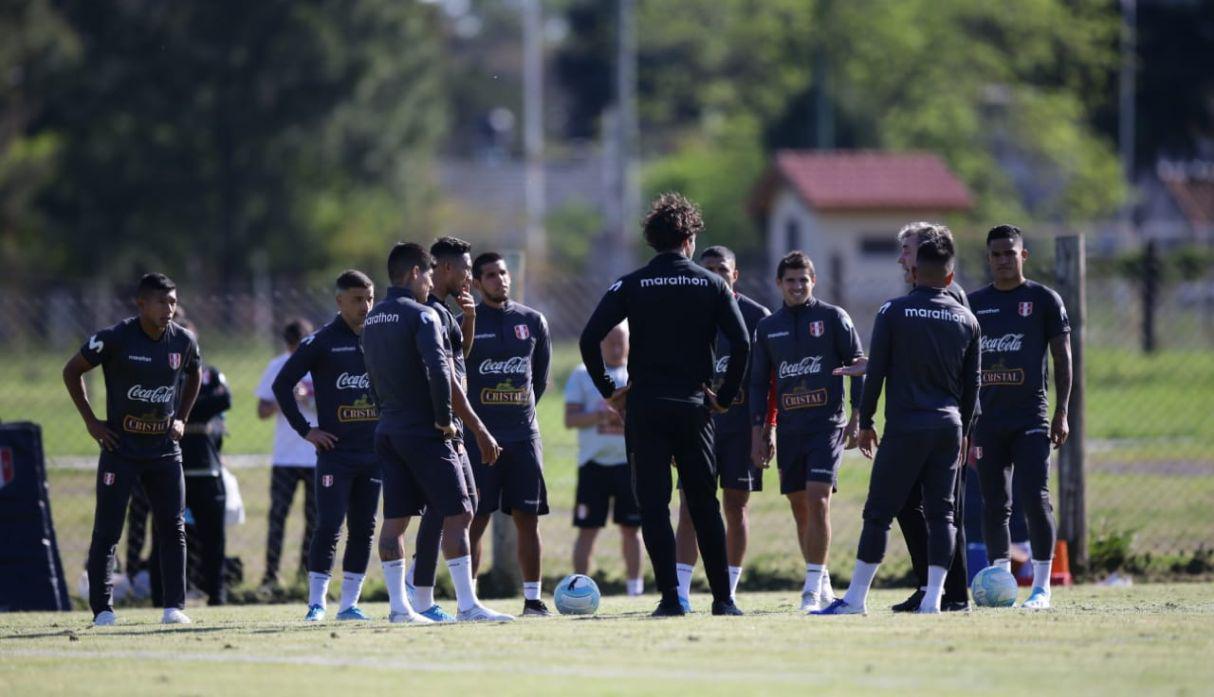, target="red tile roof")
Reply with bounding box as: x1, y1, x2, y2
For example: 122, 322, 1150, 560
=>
757, 150, 972, 213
